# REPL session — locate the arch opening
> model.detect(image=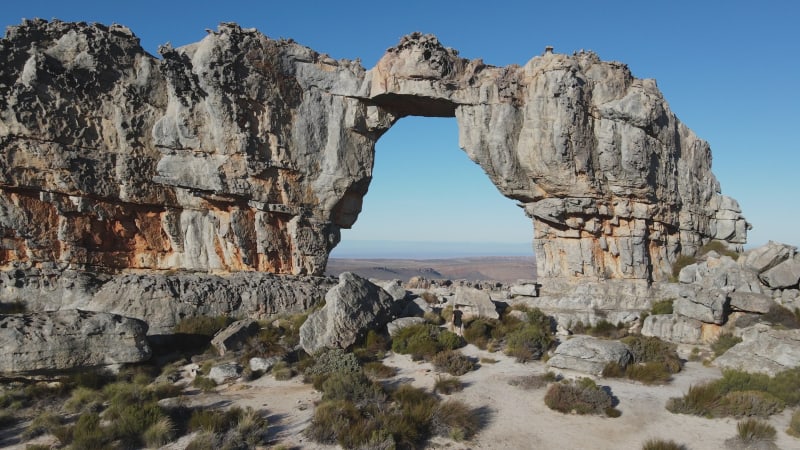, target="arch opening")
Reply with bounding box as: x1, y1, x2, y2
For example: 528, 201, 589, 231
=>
328, 116, 536, 282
